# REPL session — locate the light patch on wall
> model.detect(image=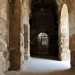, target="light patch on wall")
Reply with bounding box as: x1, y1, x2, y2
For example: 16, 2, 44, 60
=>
59, 4, 70, 61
